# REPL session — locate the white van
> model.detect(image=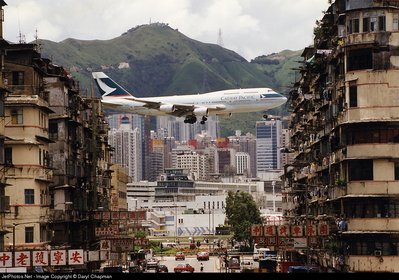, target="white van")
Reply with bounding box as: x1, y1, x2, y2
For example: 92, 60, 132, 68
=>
253, 245, 270, 262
